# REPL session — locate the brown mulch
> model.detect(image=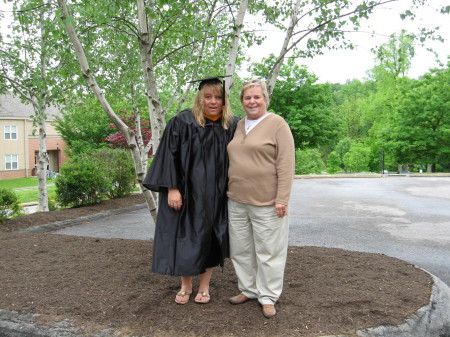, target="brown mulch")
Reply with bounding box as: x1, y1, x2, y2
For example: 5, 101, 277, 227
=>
0, 195, 433, 337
